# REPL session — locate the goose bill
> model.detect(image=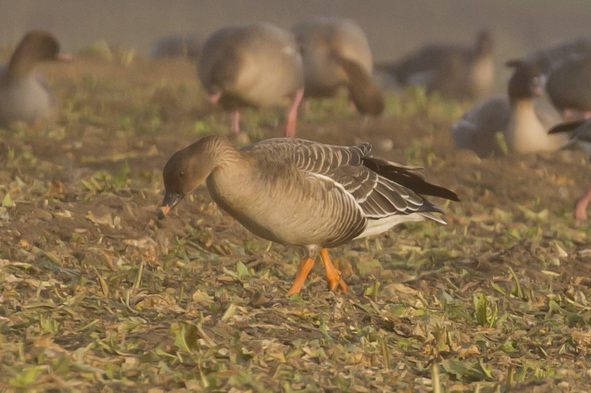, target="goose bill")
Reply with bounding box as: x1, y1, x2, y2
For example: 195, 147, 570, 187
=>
158, 191, 184, 219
